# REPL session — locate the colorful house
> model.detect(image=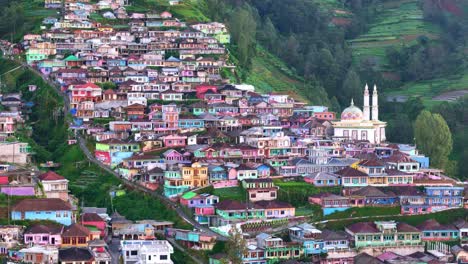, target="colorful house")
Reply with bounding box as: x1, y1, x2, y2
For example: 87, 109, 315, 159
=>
164, 163, 209, 197
166, 228, 217, 250
308, 193, 350, 216
335, 167, 368, 187
417, 219, 459, 242
11, 198, 73, 226
242, 178, 278, 202
38, 171, 69, 201
257, 200, 295, 219
215, 200, 264, 225
256, 233, 303, 262
180, 192, 219, 208
24, 224, 64, 246
305, 171, 341, 187
345, 221, 422, 249
161, 134, 187, 147
81, 213, 106, 237
61, 224, 91, 247
288, 223, 324, 255
95, 138, 140, 168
